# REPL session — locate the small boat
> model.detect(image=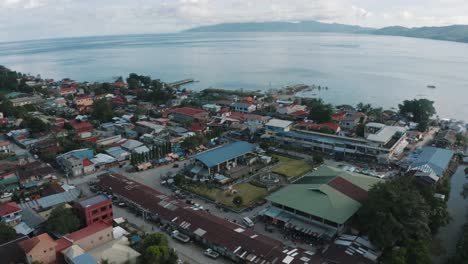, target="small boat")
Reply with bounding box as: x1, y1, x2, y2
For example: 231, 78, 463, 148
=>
427, 85, 436, 89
